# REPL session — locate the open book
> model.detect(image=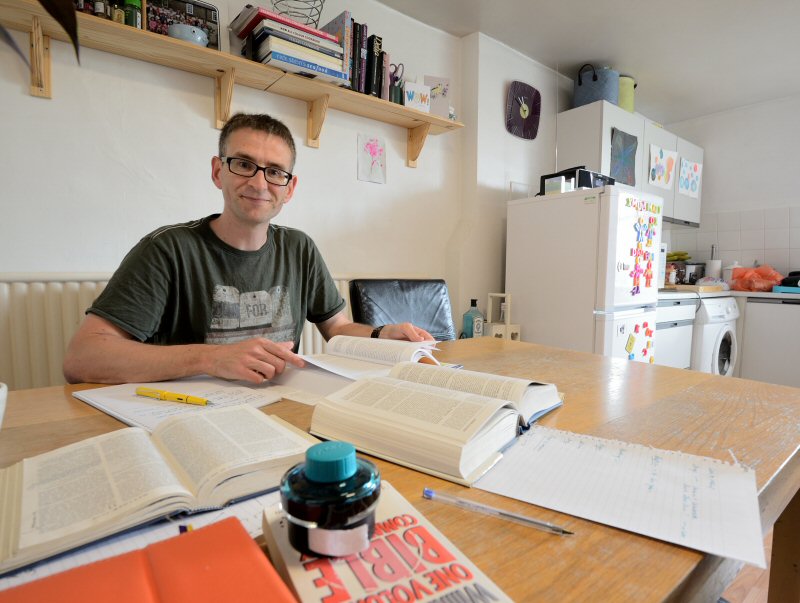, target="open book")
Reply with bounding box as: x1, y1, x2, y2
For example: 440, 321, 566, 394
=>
263, 481, 512, 603
301, 335, 439, 380
0, 405, 315, 575
310, 362, 563, 485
